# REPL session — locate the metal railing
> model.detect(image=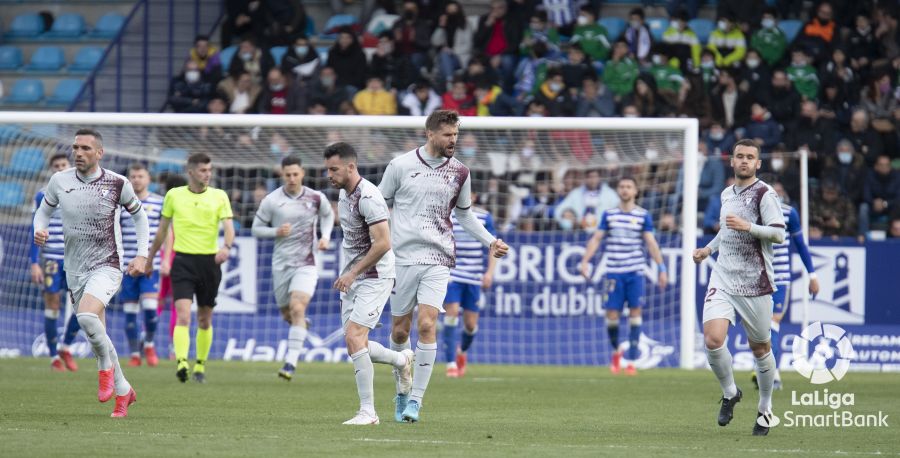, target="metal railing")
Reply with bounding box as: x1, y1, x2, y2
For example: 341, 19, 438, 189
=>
67, 0, 223, 112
